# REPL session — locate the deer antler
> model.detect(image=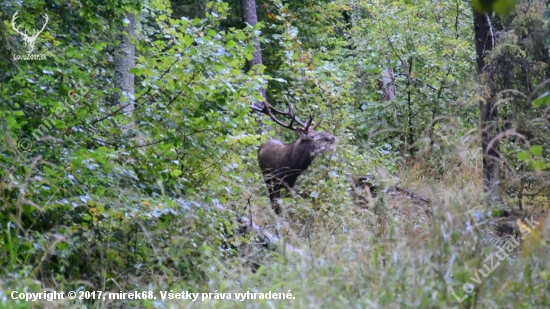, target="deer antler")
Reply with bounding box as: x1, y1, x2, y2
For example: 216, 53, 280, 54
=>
32, 13, 49, 39
251, 100, 298, 130
11, 11, 48, 39
11, 11, 28, 38
311, 115, 323, 130
250, 97, 323, 132
282, 96, 324, 131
